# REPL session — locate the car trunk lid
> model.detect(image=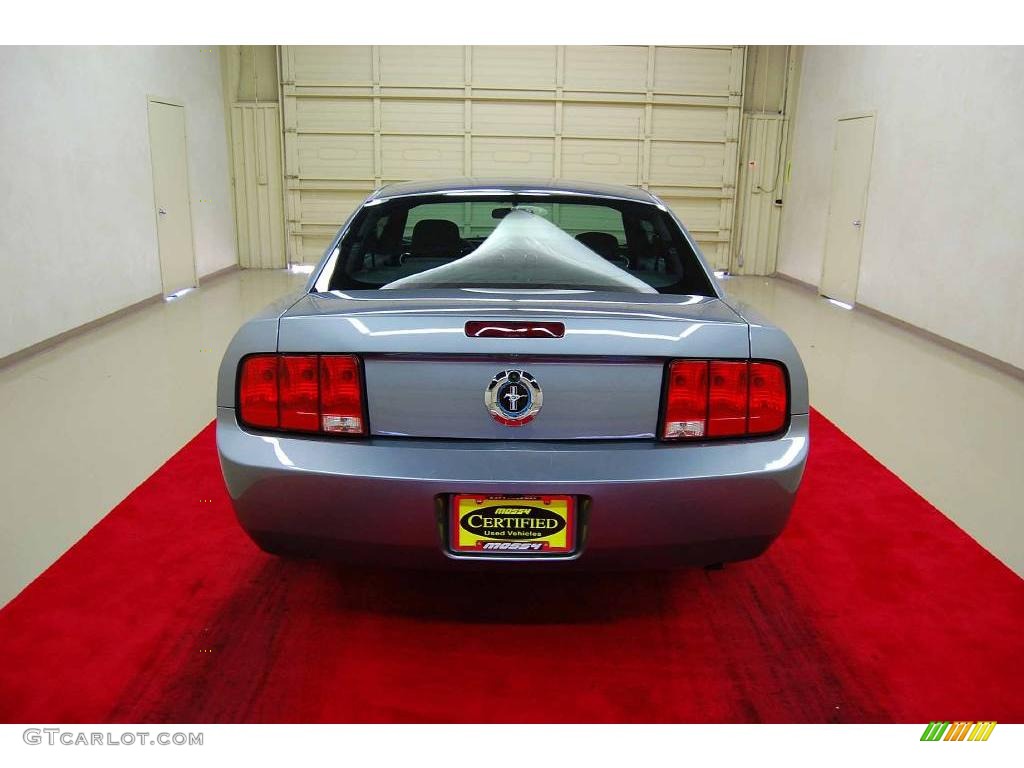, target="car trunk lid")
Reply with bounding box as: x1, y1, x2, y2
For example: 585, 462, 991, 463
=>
279, 290, 748, 440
